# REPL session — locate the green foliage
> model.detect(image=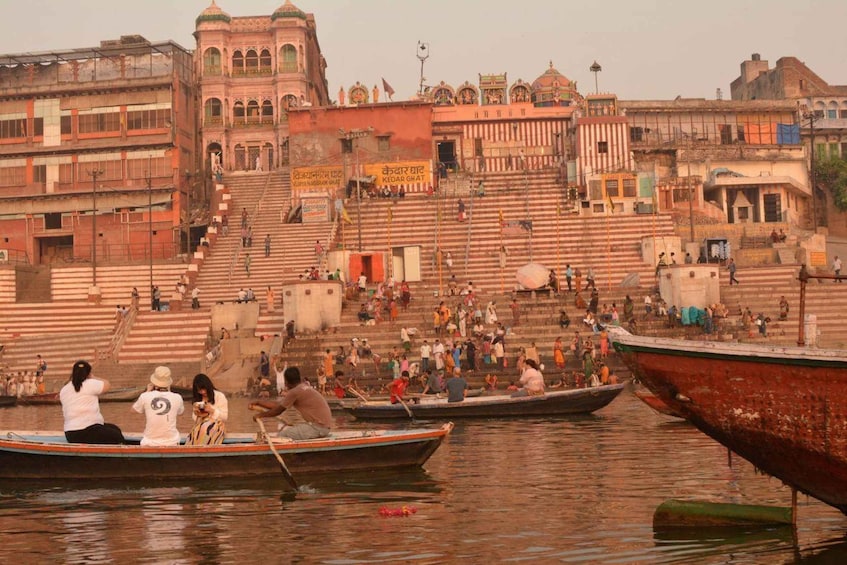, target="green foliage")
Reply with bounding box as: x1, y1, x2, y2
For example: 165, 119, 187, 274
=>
815, 157, 847, 212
